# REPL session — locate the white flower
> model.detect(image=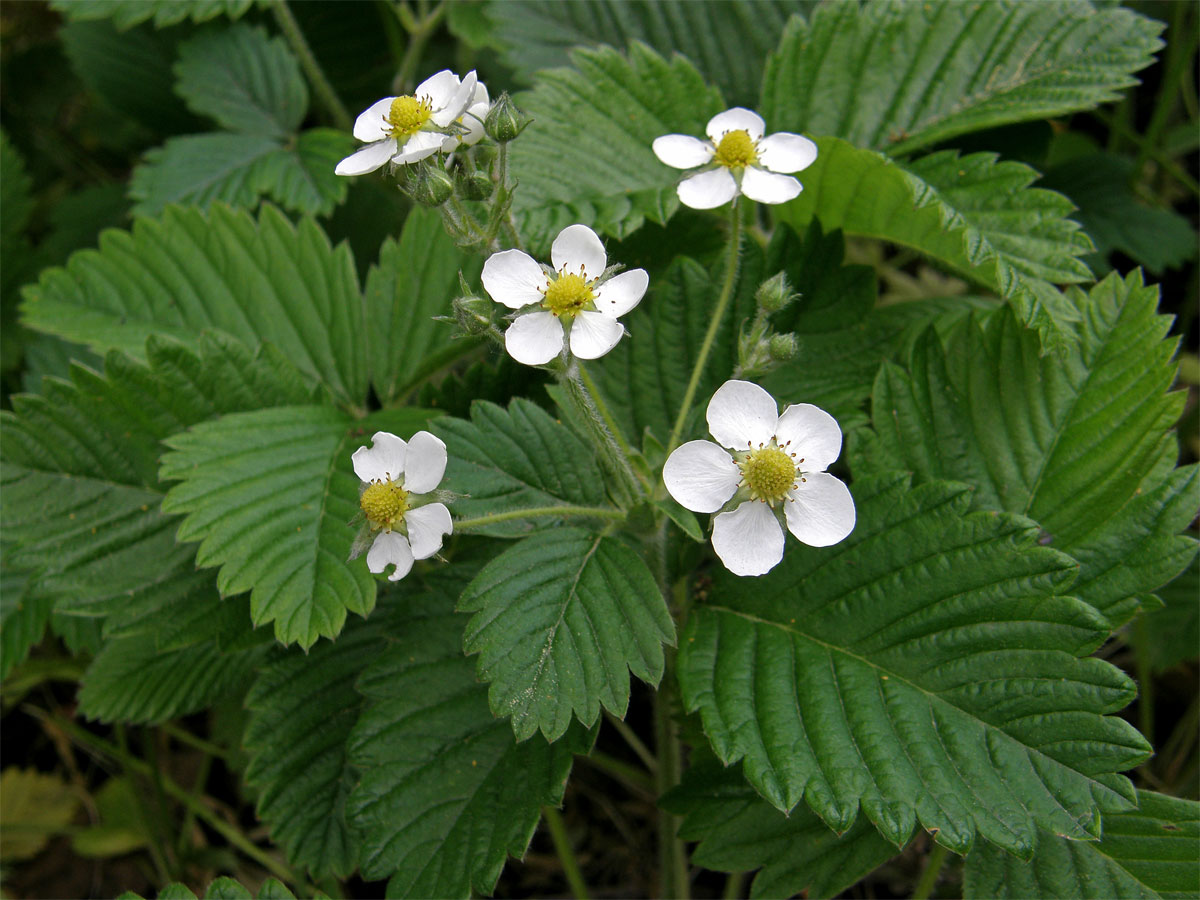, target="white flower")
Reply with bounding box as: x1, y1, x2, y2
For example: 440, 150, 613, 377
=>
335, 70, 478, 176
663, 380, 855, 577
441, 80, 490, 153
480, 224, 649, 366
652, 108, 817, 209
352, 430, 453, 581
